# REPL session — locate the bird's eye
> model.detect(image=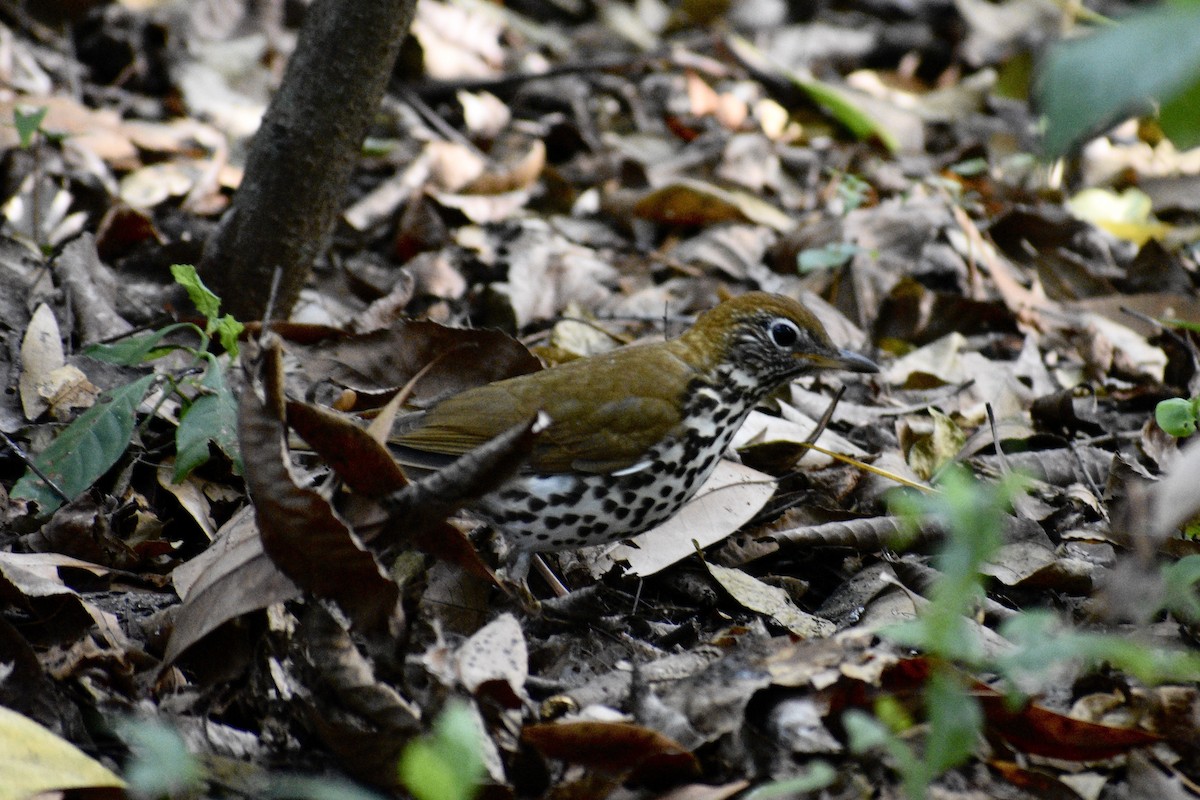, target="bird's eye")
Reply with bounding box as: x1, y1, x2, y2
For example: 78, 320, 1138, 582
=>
769, 319, 800, 348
